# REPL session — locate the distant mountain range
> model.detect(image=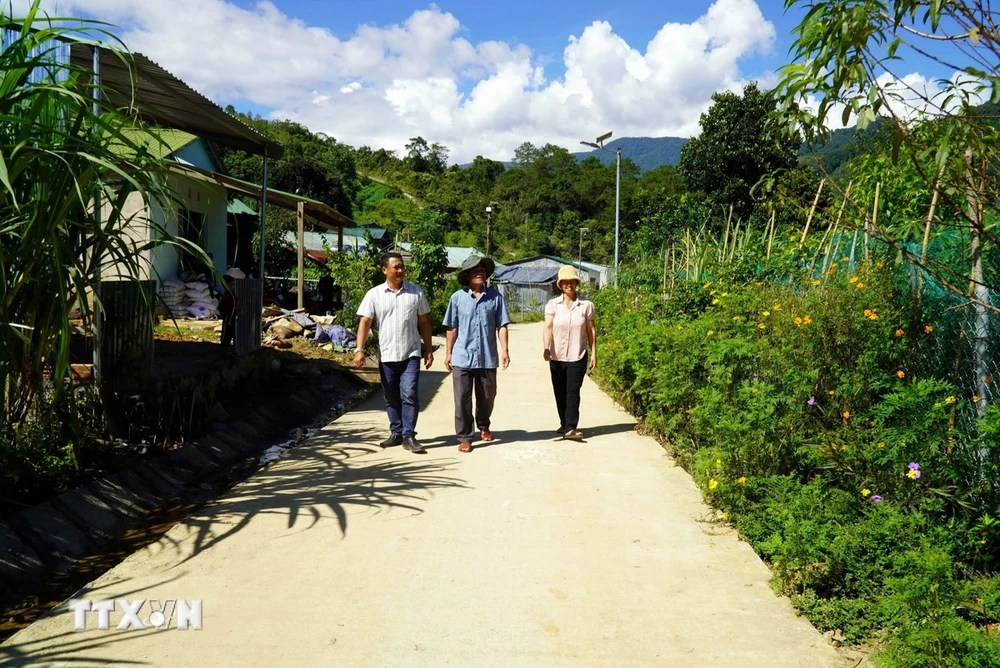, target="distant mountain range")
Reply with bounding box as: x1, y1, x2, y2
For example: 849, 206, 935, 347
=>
572, 136, 689, 172
461, 136, 690, 173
